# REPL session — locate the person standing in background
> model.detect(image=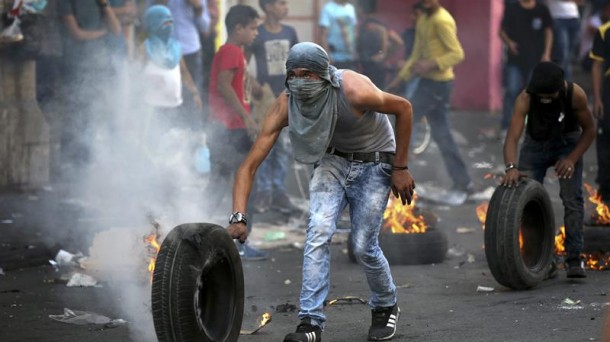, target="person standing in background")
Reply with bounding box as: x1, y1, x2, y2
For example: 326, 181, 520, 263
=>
248, 0, 300, 216
498, 0, 553, 137
356, 0, 404, 89
546, 0, 581, 80
58, 0, 121, 171
386, 0, 472, 205
206, 4, 264, 260
318, 0, 357, 69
